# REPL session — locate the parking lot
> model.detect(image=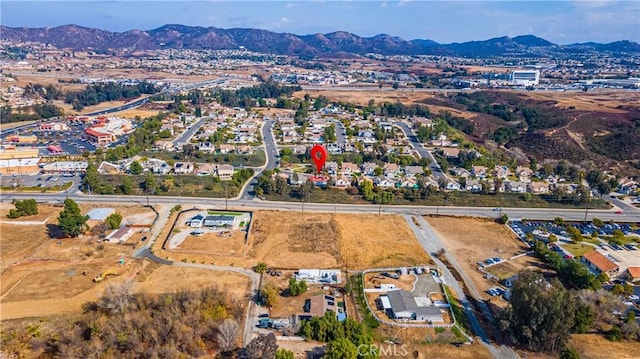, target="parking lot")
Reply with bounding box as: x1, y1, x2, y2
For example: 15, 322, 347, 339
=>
509, 220, 640, 241
0, 173, 79, 190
